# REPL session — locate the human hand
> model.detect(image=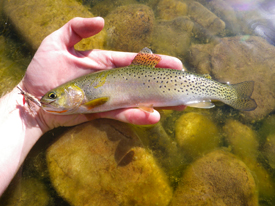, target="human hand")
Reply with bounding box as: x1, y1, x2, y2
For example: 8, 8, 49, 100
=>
20, 17, 184, 133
